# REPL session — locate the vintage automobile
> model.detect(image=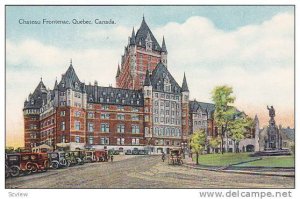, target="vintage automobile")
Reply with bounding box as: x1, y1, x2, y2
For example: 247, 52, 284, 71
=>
94, 150, 108, 162
84, 151, 97, 163
48, 151, 69, 169
132, 148, 139, 155
69, 150, 85, 165
168, 149, 183, 165
5, 153, 34, 177
125, 149, 132, 155
29, 152, 50, 173
138, 150, 149, 155
65, 152, 77, 166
